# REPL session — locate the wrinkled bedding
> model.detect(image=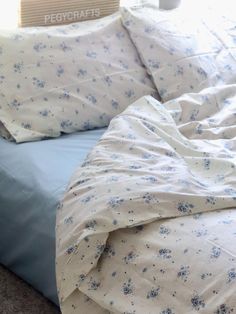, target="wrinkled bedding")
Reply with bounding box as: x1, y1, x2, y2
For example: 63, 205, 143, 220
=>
56, 84, 236, 313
